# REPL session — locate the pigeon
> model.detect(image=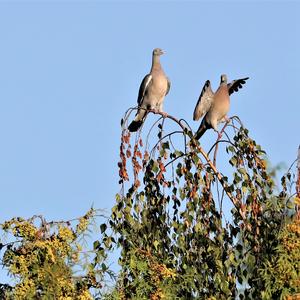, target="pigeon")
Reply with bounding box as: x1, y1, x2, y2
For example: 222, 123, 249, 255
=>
194, 74, 249, 139
128, 48, 170, 132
